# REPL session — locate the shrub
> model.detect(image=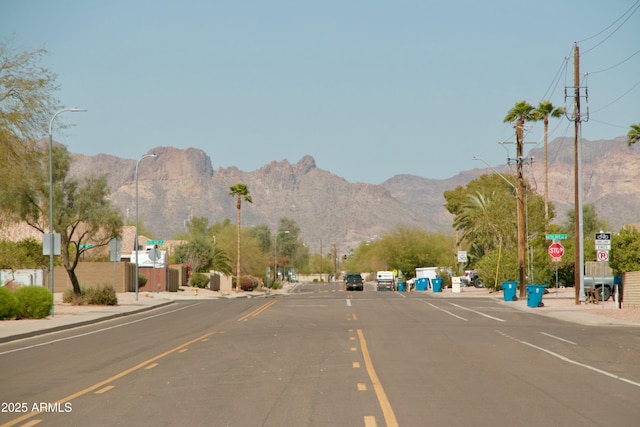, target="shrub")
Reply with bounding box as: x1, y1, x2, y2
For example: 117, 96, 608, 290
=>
239, 276, 259, 291
138, 273, 148, 287
0, 287, 20, 320
84, 285, 118, 306
190, 272, 209, 288
63, 285, 117, 306
63, 288, 86, 305
14, 286, 53, 319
